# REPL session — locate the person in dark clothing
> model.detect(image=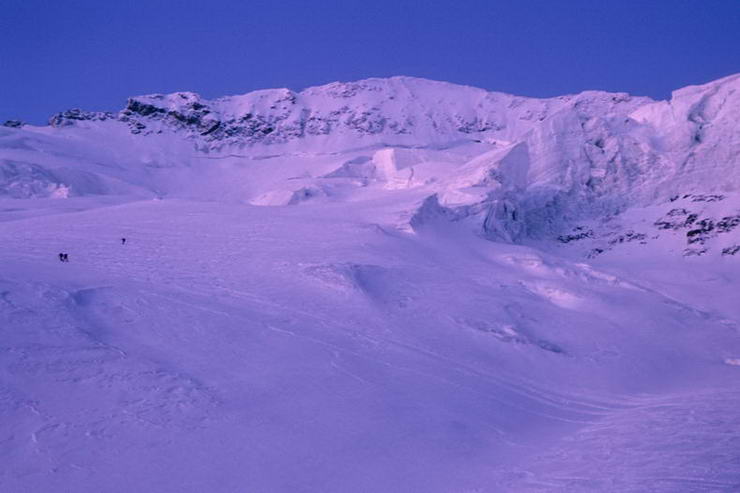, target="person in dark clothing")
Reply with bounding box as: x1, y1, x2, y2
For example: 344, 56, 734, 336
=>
59, 253, 64, 262
121, 237, 126, 245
